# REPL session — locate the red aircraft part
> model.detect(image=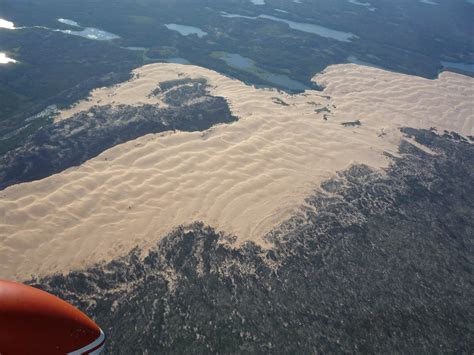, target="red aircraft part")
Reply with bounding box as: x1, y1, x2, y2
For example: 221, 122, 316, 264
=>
0, 280, 105, 354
